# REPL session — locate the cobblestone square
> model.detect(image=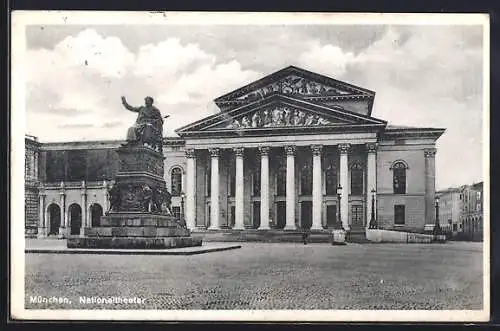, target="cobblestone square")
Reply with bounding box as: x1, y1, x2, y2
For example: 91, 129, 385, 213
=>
25, 241, 483, 310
